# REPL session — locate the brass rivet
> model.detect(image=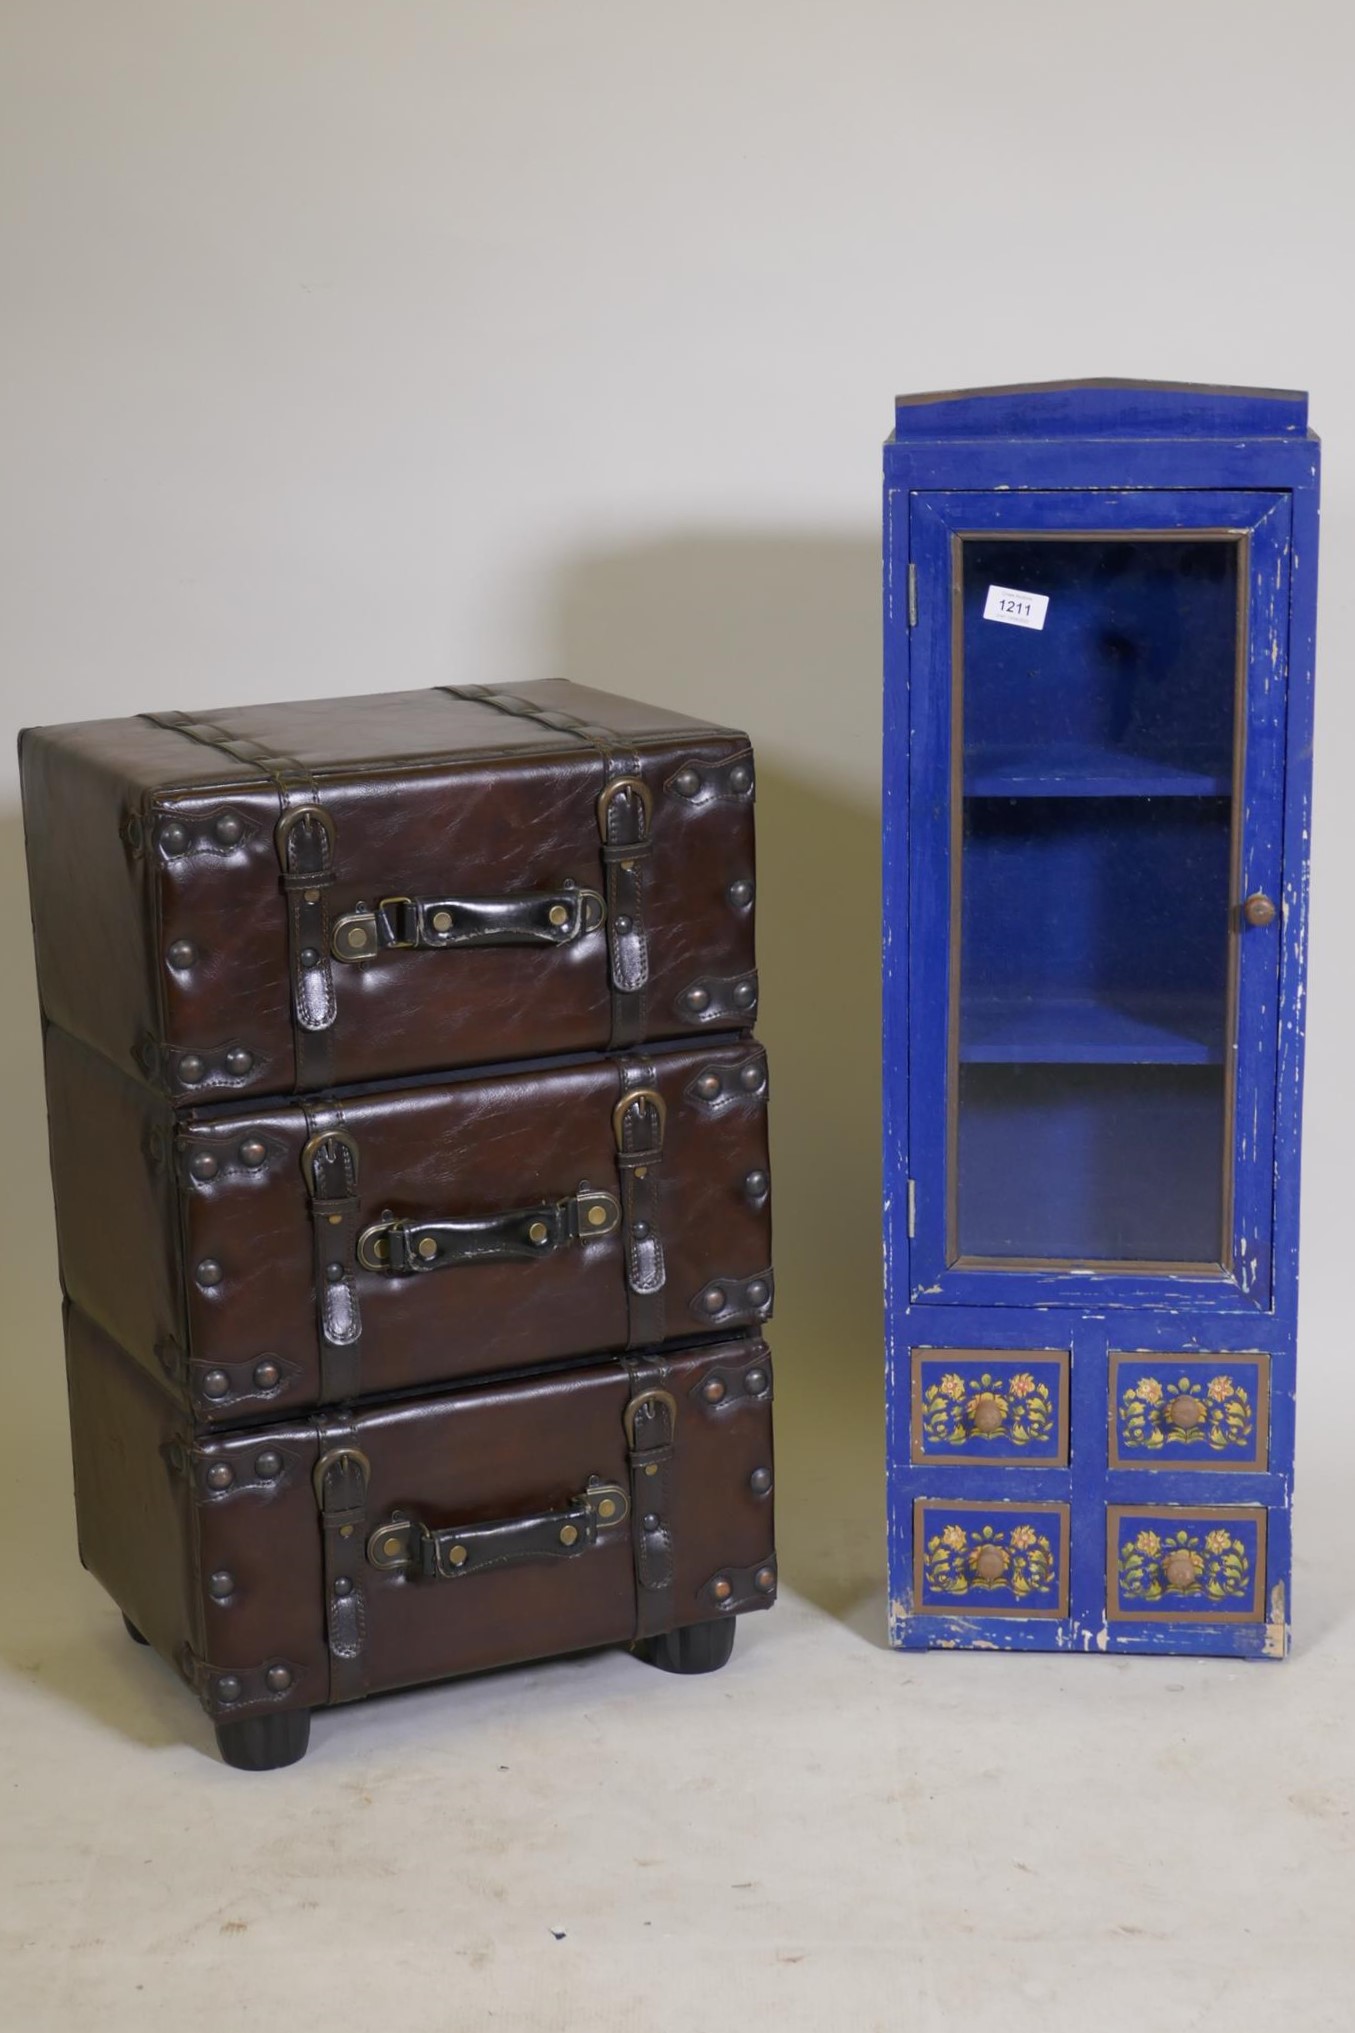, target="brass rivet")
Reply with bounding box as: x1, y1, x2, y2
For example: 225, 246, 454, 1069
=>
733, 980, 756, 1008
196, 1258, 223, 1288
373, 1237, 390, 1262
224, 1047, 253, 1076
431, 909, 453, 933
304, 888, 320, 905
548, 904, 569, 927
750, 1467, 772, 1495
729, 765, 753, 795
202, 1370, 230, 1399
159, 821, 189, 856
739, 1062, 765, 1092
189, 1150, 219, 1182
587, 1204, 608, 1228
684, 986, 711, 1013
745, 1283, 770, 1310
712, 1577, 733, 1601
559, 1524, 579, 1547
702, 1378, 726, 1403
744, 1169, 769, 1202
216, 1675, 242, 1702
265, 1664, 292, 1692
240, 1138, 268, 1167
214, 814, 244, 846
382, 1536, 403, 1559
727, 879, 754, 908
253, 1359, 280, 1390
417, 1236, 438, 1260
695, 1072, 722, 1099
528, 1221, 549, 1244
206, 1462, 234, 1490
167, 939, 198, 970
448, 1544, 468, 1566
598, 1499, 617, 1520
348, 925, 370, 950
327, 1213, 342, 1226
634, 1167, 648, 1182
644, 1463, 659, 1477
340, 1524, 353, 1539
702, 1287, 726, 1314
255, 1450, 282, 1477
745, 1367, 768, 1393
673, 768, 701, 797
754, 1566, 776, 1593
208, 1570, 234, 1599
178, 1054, 205, 1084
